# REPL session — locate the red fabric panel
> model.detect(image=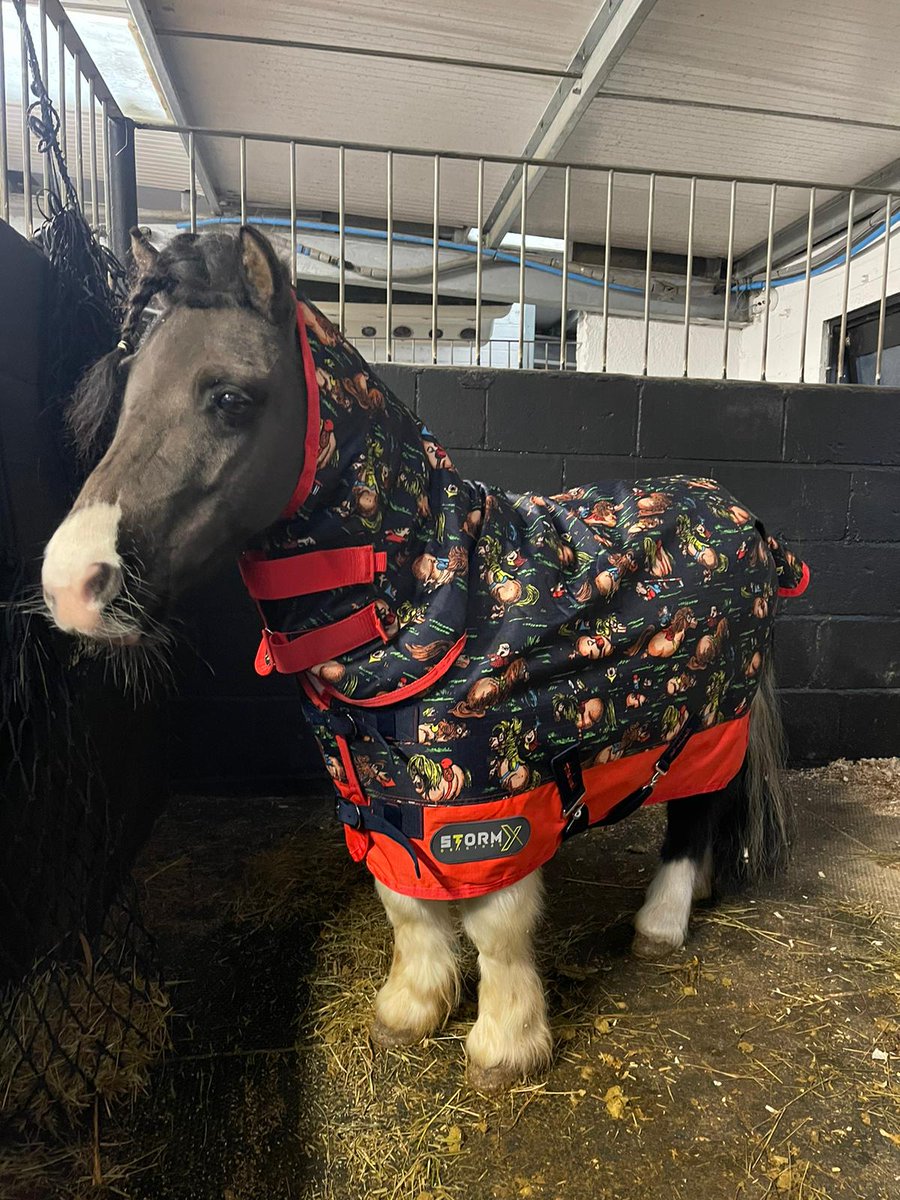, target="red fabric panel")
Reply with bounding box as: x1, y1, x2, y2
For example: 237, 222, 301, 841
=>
361, 714, 751, 900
